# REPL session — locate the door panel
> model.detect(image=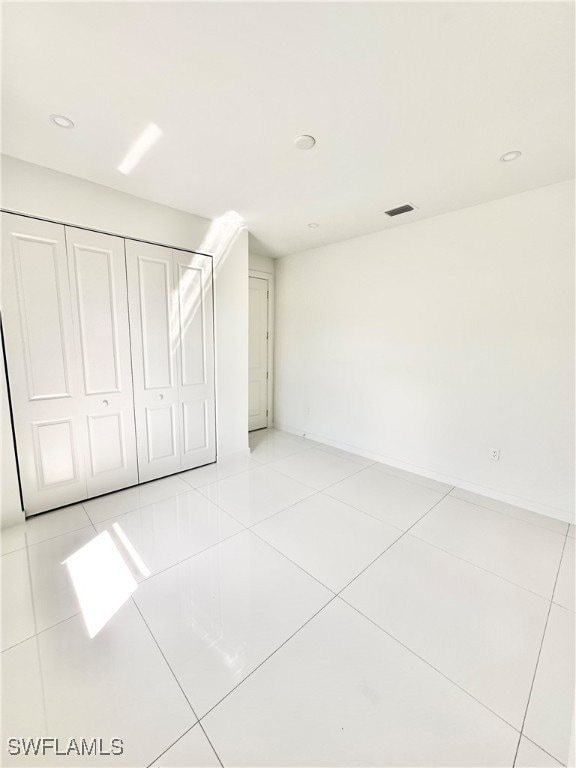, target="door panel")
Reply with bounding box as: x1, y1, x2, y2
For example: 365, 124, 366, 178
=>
12, 230, 72, 400
145, 404, 178, 462
174, 250, 216, 470
126, 240, 181, 481
34, 418, 79, 487
249, 277, 269, 430
71, 241, 120, 394
139, 257, 174, 389
87, 412, 126, 475
1, 213, 87, 513
66, 227, 138, 497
